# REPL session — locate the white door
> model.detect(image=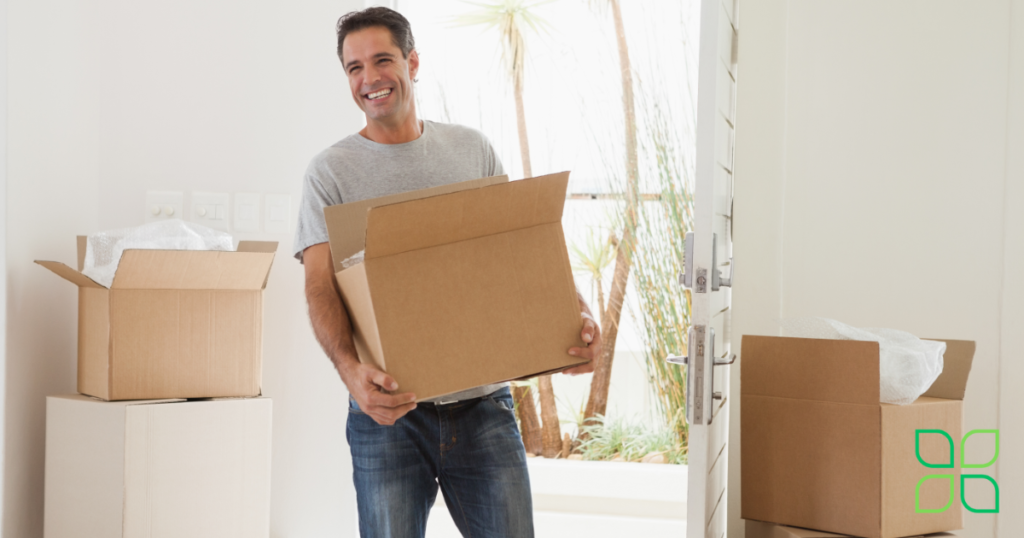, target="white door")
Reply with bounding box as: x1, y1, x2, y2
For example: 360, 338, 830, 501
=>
678, 0, 738, 536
